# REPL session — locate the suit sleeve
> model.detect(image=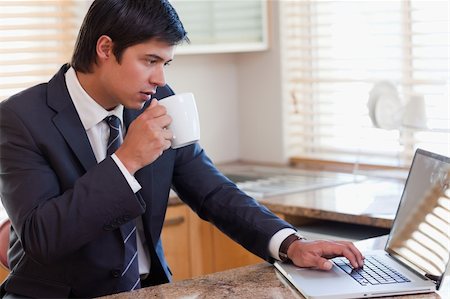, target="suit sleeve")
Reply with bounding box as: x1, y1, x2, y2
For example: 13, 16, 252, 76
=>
171, 143, 295, 262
